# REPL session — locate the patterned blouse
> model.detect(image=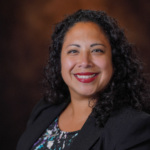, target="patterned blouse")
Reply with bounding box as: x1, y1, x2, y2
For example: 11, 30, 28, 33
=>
31, 117, 79, 150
